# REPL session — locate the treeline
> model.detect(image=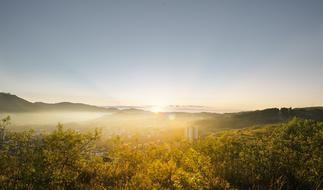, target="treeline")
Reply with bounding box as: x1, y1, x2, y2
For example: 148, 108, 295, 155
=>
0, 117, 322, 189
